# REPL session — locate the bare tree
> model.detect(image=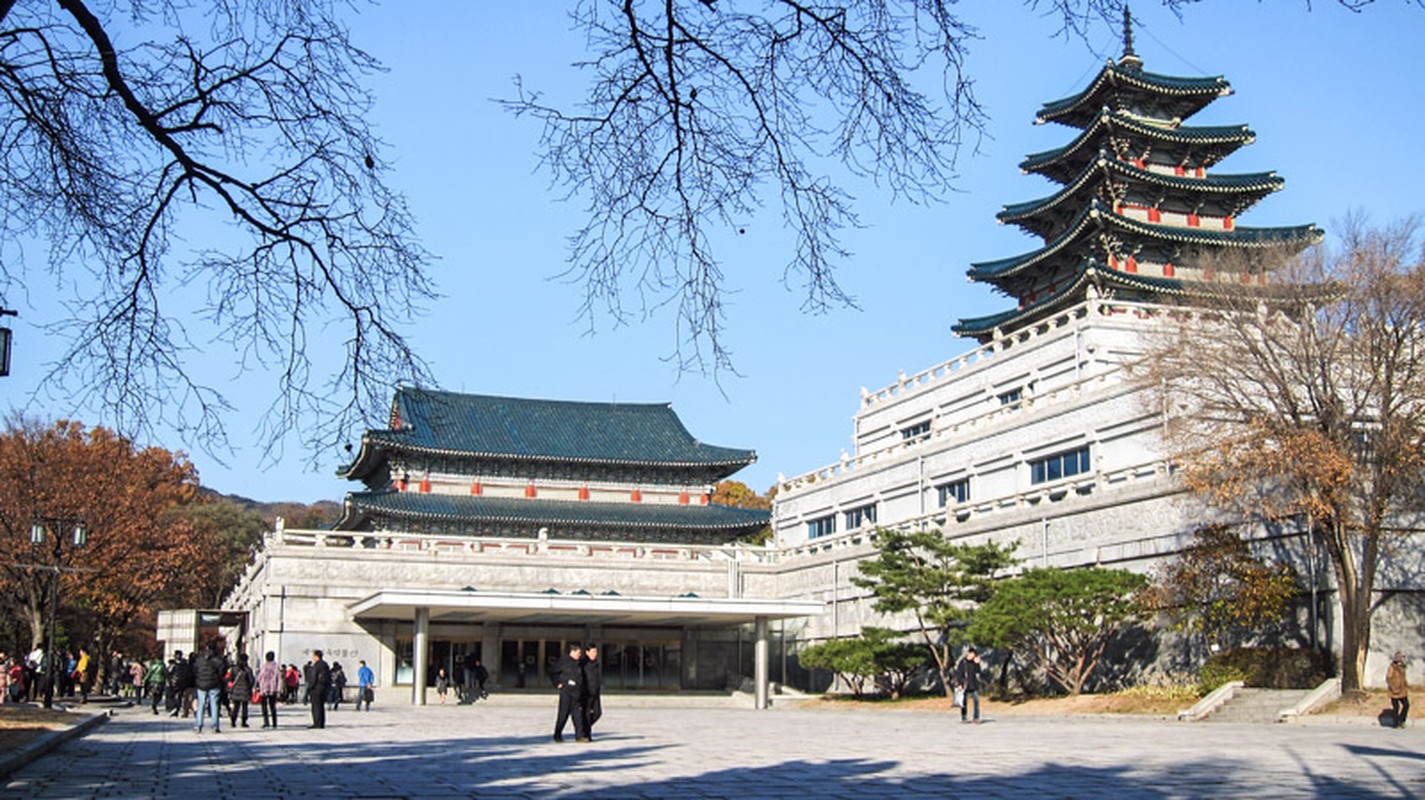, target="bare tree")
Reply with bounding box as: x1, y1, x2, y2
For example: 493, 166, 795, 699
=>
0, 0, 434, 457
1142, 218, 1425, 694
